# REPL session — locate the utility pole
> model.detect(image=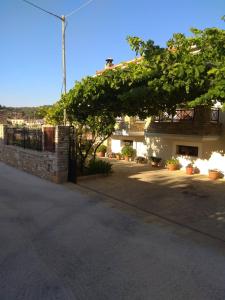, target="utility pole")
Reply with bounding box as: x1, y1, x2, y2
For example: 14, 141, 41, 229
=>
22, 0, 68, 124
61, 15, 66, 95
61, 15, 67, 125
22, 0, 95, 126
